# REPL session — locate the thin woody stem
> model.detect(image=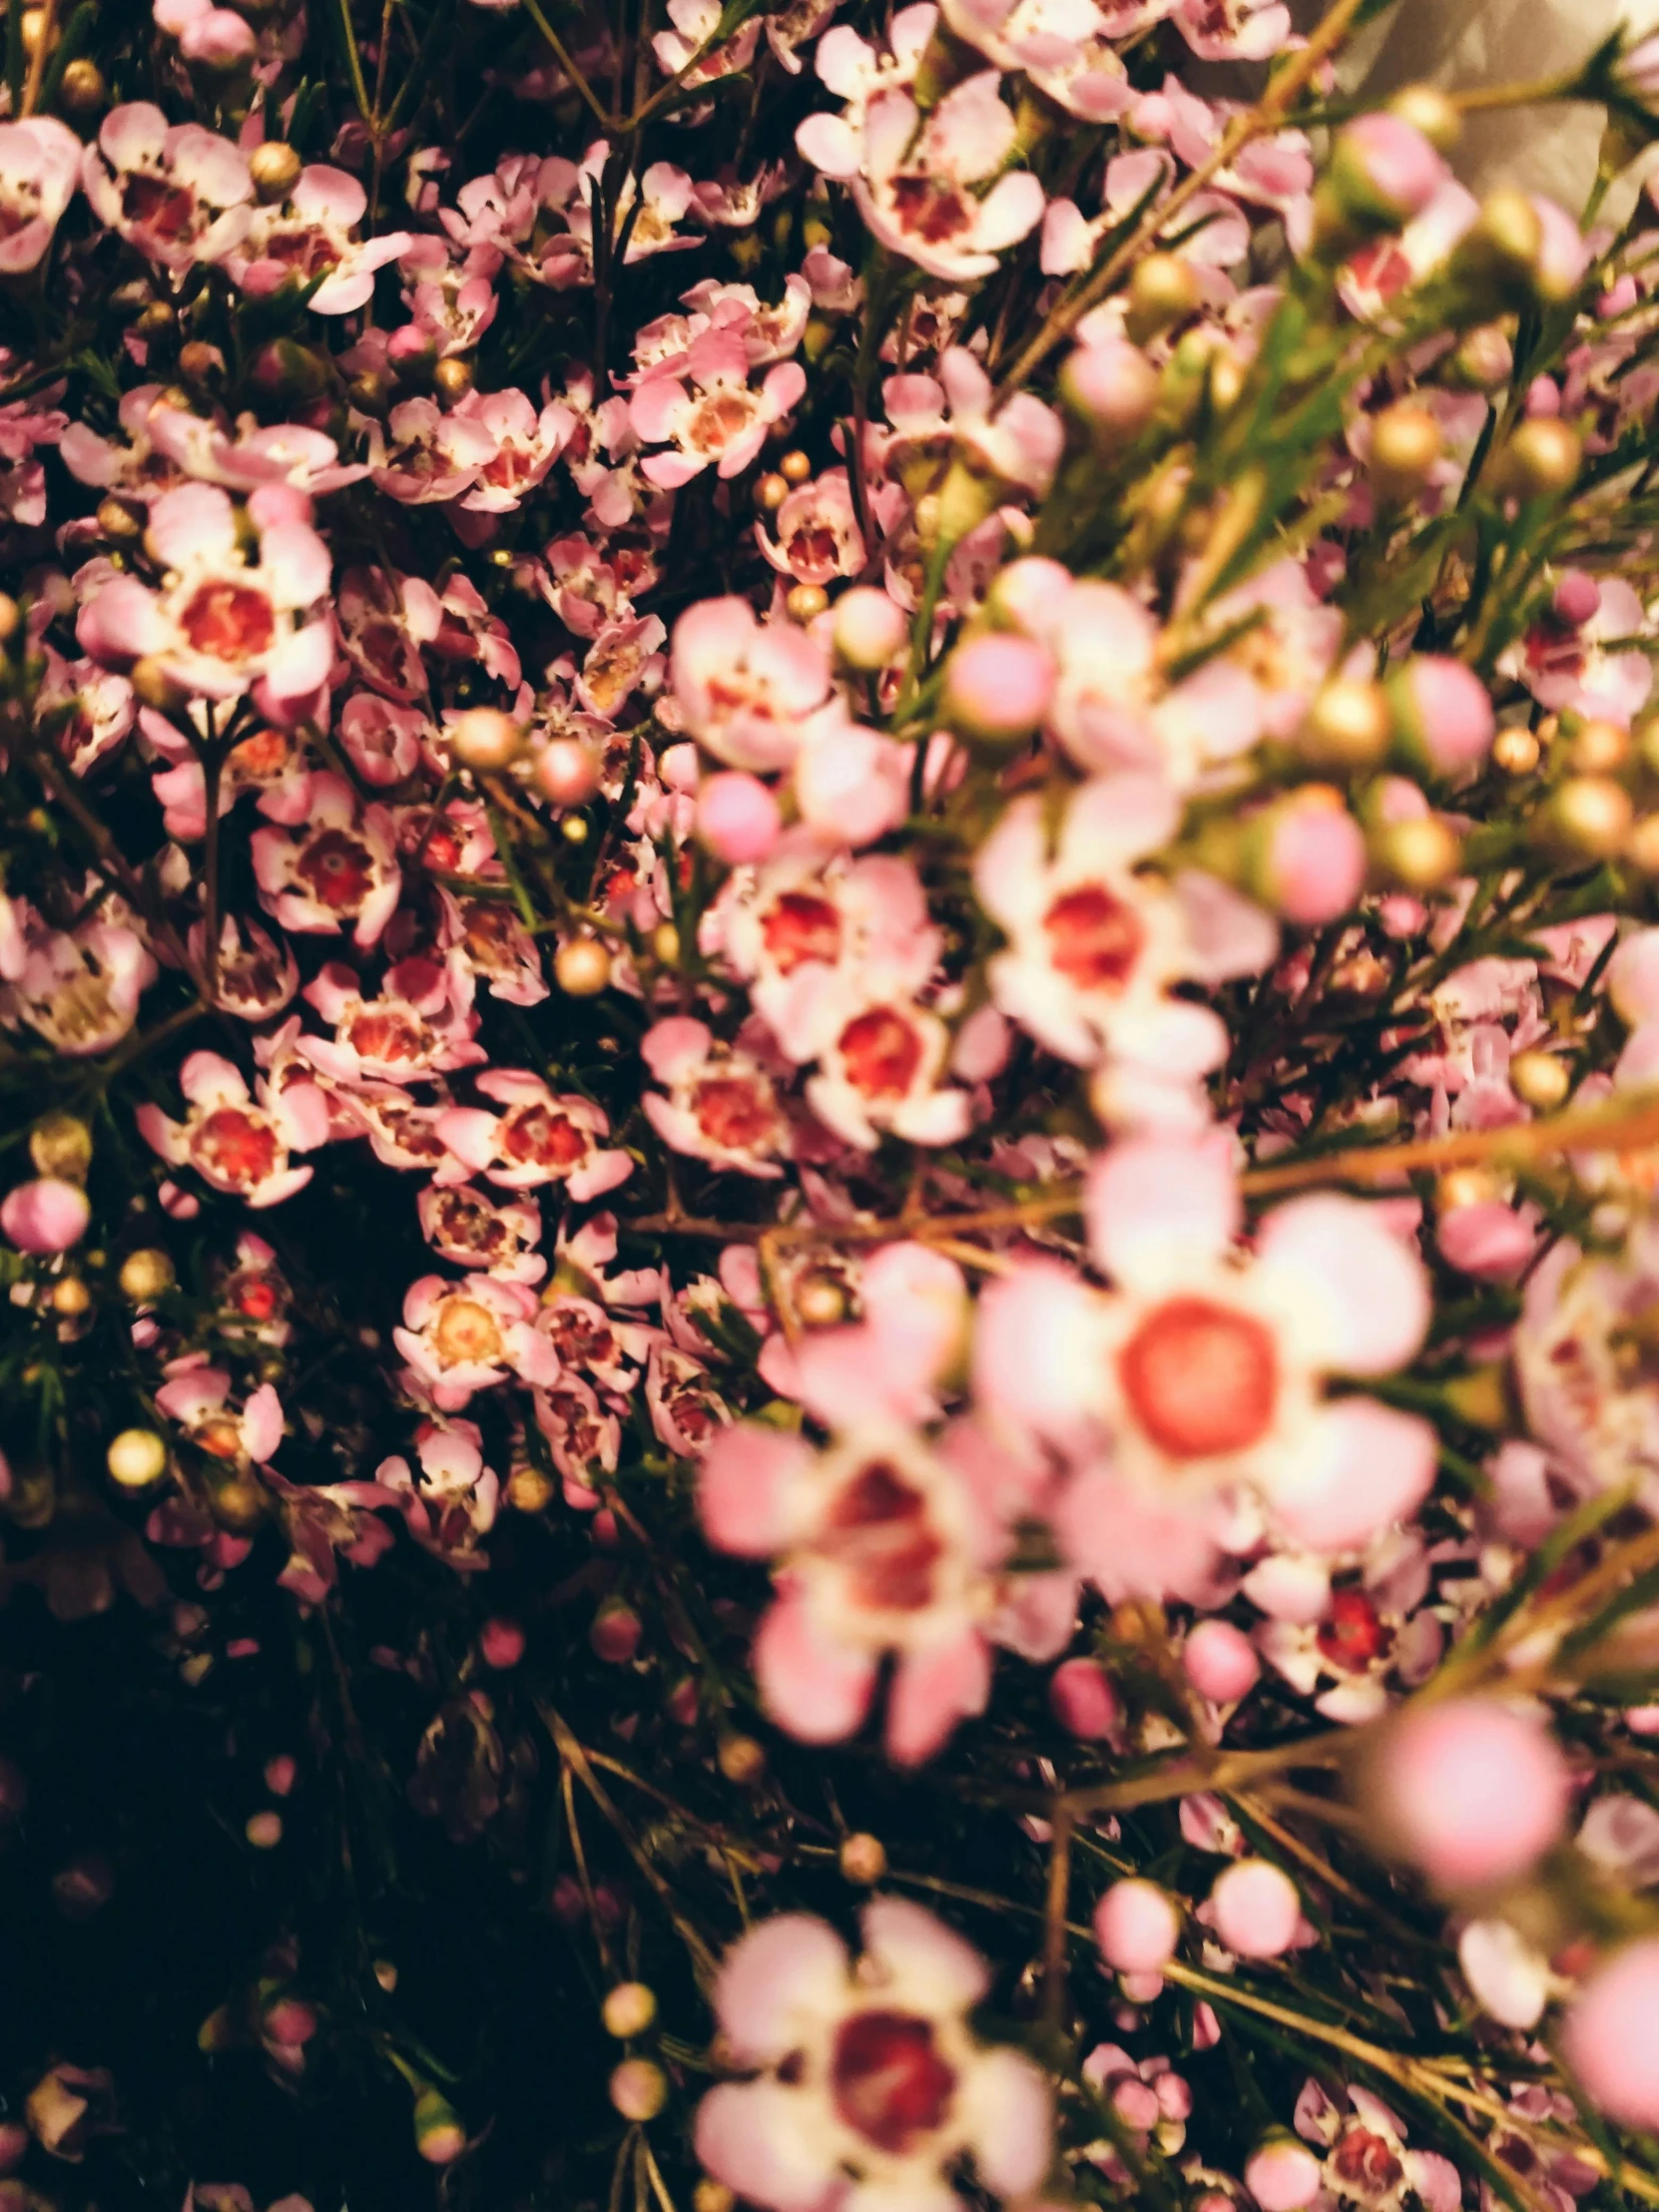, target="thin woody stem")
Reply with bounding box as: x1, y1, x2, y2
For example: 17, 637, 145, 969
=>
522, 0, 616, 131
